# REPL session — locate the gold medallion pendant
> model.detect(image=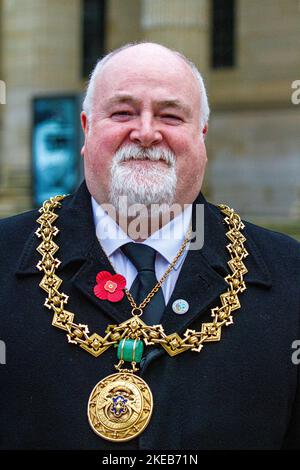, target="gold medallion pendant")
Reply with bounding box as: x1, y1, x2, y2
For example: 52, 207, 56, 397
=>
87, 372, 153, 442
